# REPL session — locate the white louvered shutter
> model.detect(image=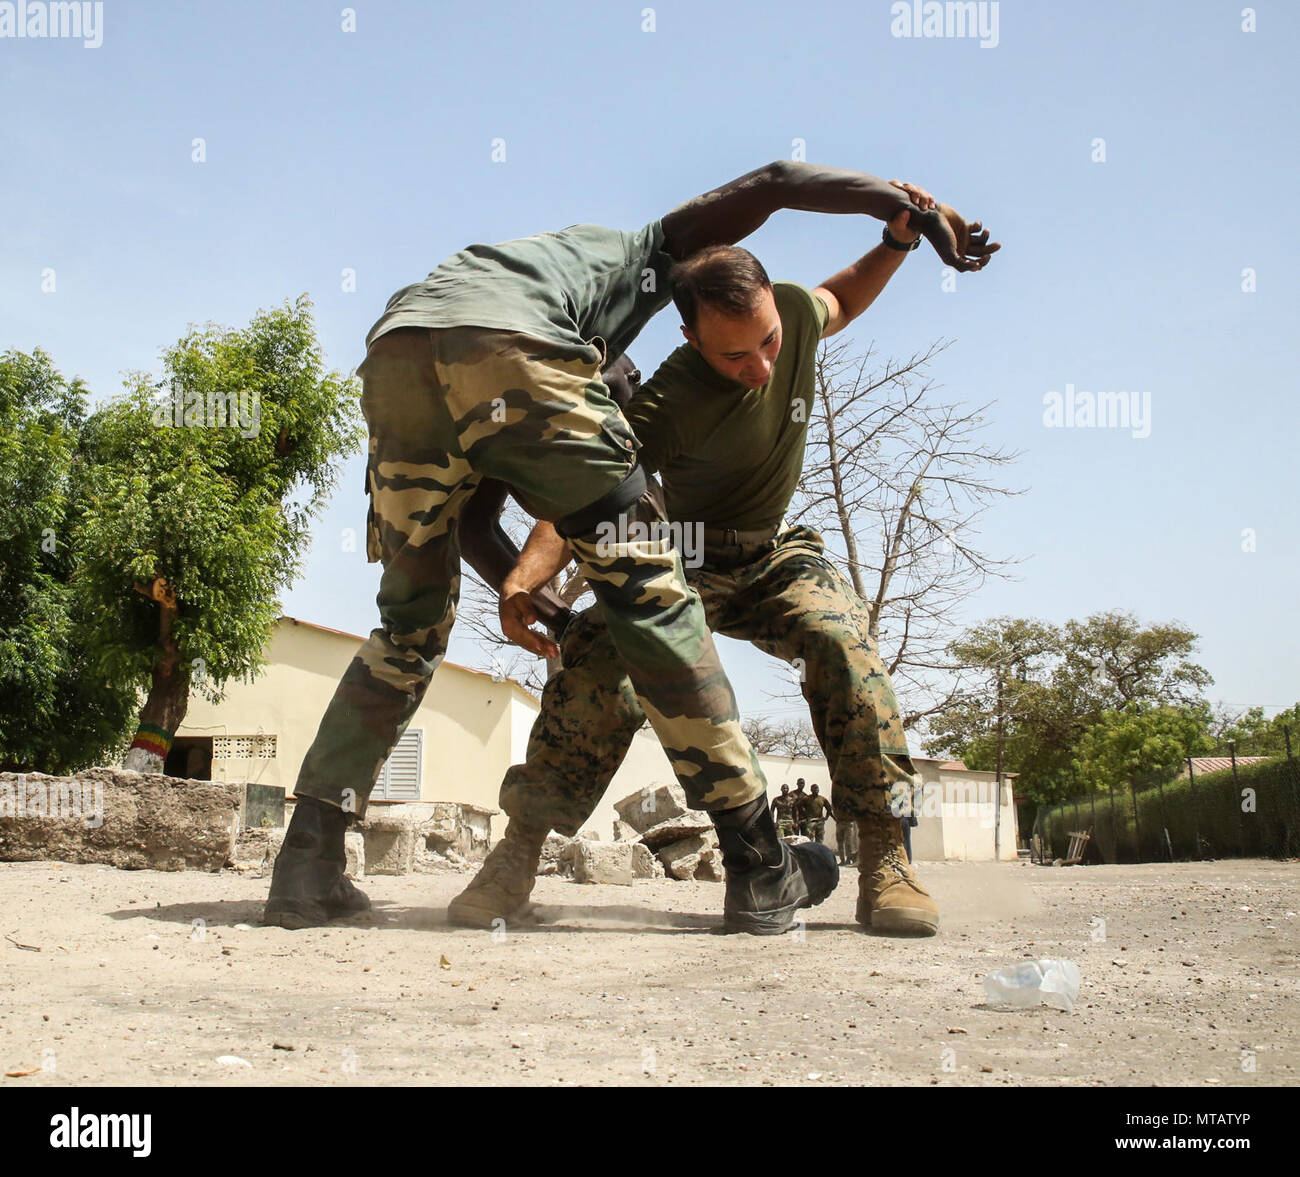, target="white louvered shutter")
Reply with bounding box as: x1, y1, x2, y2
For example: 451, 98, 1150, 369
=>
375, 728, 422, 801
